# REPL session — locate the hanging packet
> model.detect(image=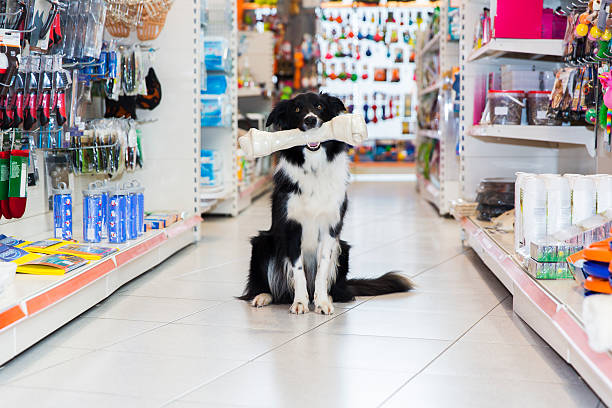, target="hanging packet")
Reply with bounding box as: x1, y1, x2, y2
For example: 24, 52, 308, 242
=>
8, 149, 28, 218
0, 150, 10, 218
